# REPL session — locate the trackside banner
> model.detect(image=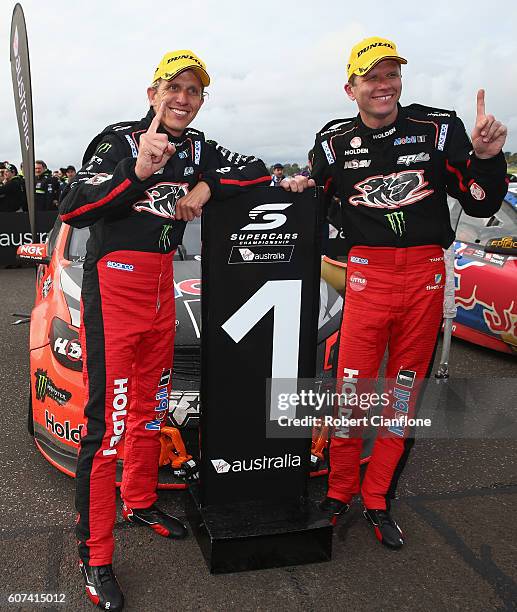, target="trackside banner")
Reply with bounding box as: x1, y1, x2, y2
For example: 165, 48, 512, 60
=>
200, 186, 322, 506
10, 3, 36, 240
